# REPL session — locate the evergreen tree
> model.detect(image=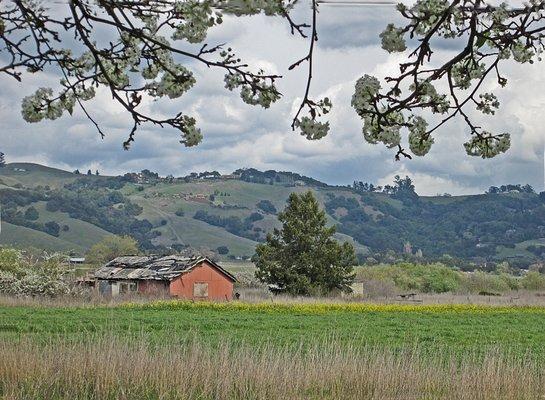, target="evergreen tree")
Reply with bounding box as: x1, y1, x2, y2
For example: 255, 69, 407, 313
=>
254, 191, 356, 296
0, 152, 5, 167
